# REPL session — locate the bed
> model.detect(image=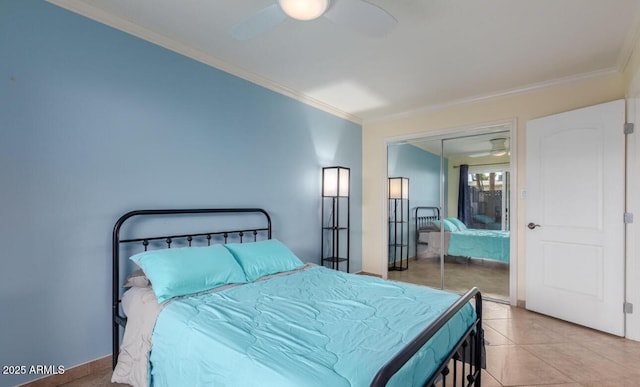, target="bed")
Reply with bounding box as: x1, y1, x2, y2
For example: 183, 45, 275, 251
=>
415, 207, 509, 264
112, 208, 484, 386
